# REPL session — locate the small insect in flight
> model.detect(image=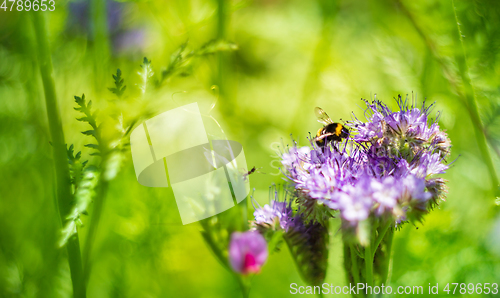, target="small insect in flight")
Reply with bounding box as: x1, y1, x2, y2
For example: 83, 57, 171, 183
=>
243, 166, 262, 181
314, 107, 349, 147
